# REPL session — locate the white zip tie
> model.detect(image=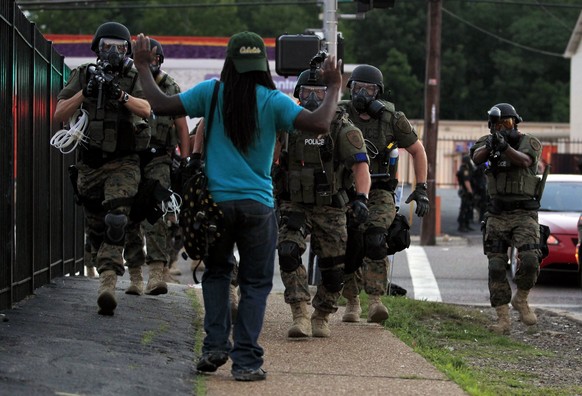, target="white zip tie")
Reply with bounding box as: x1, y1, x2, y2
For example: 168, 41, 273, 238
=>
162, 191, 182, 223
50, 109, 90, 154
